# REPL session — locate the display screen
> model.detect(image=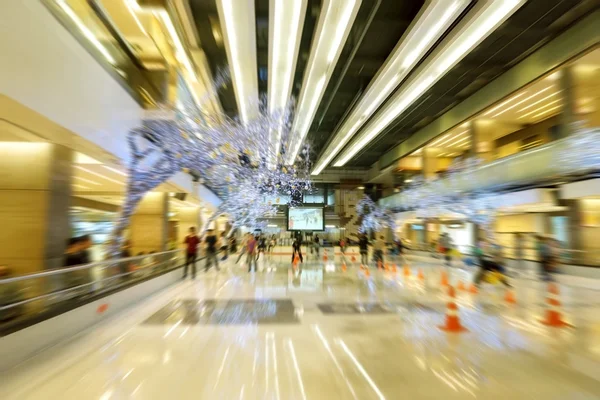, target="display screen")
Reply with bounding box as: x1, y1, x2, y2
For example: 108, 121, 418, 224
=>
287, 207, 324, 231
